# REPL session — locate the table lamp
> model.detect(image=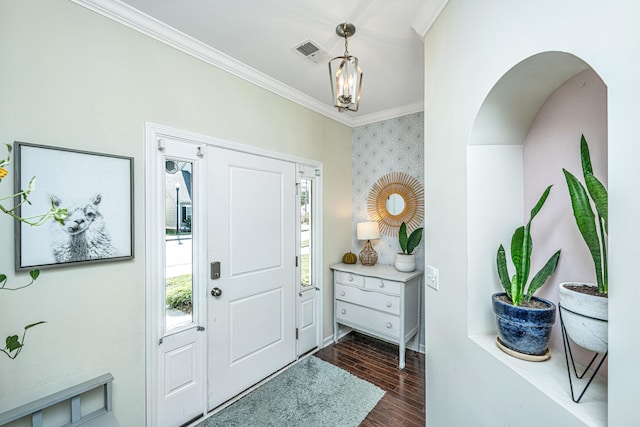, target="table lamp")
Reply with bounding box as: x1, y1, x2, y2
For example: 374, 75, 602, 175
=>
356, 221, 380, 266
